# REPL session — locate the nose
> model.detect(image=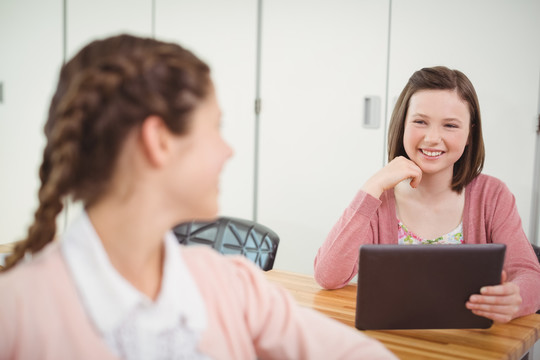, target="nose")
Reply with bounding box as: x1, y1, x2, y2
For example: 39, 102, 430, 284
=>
224, 139, 234, 160
424, 126, 442, 144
